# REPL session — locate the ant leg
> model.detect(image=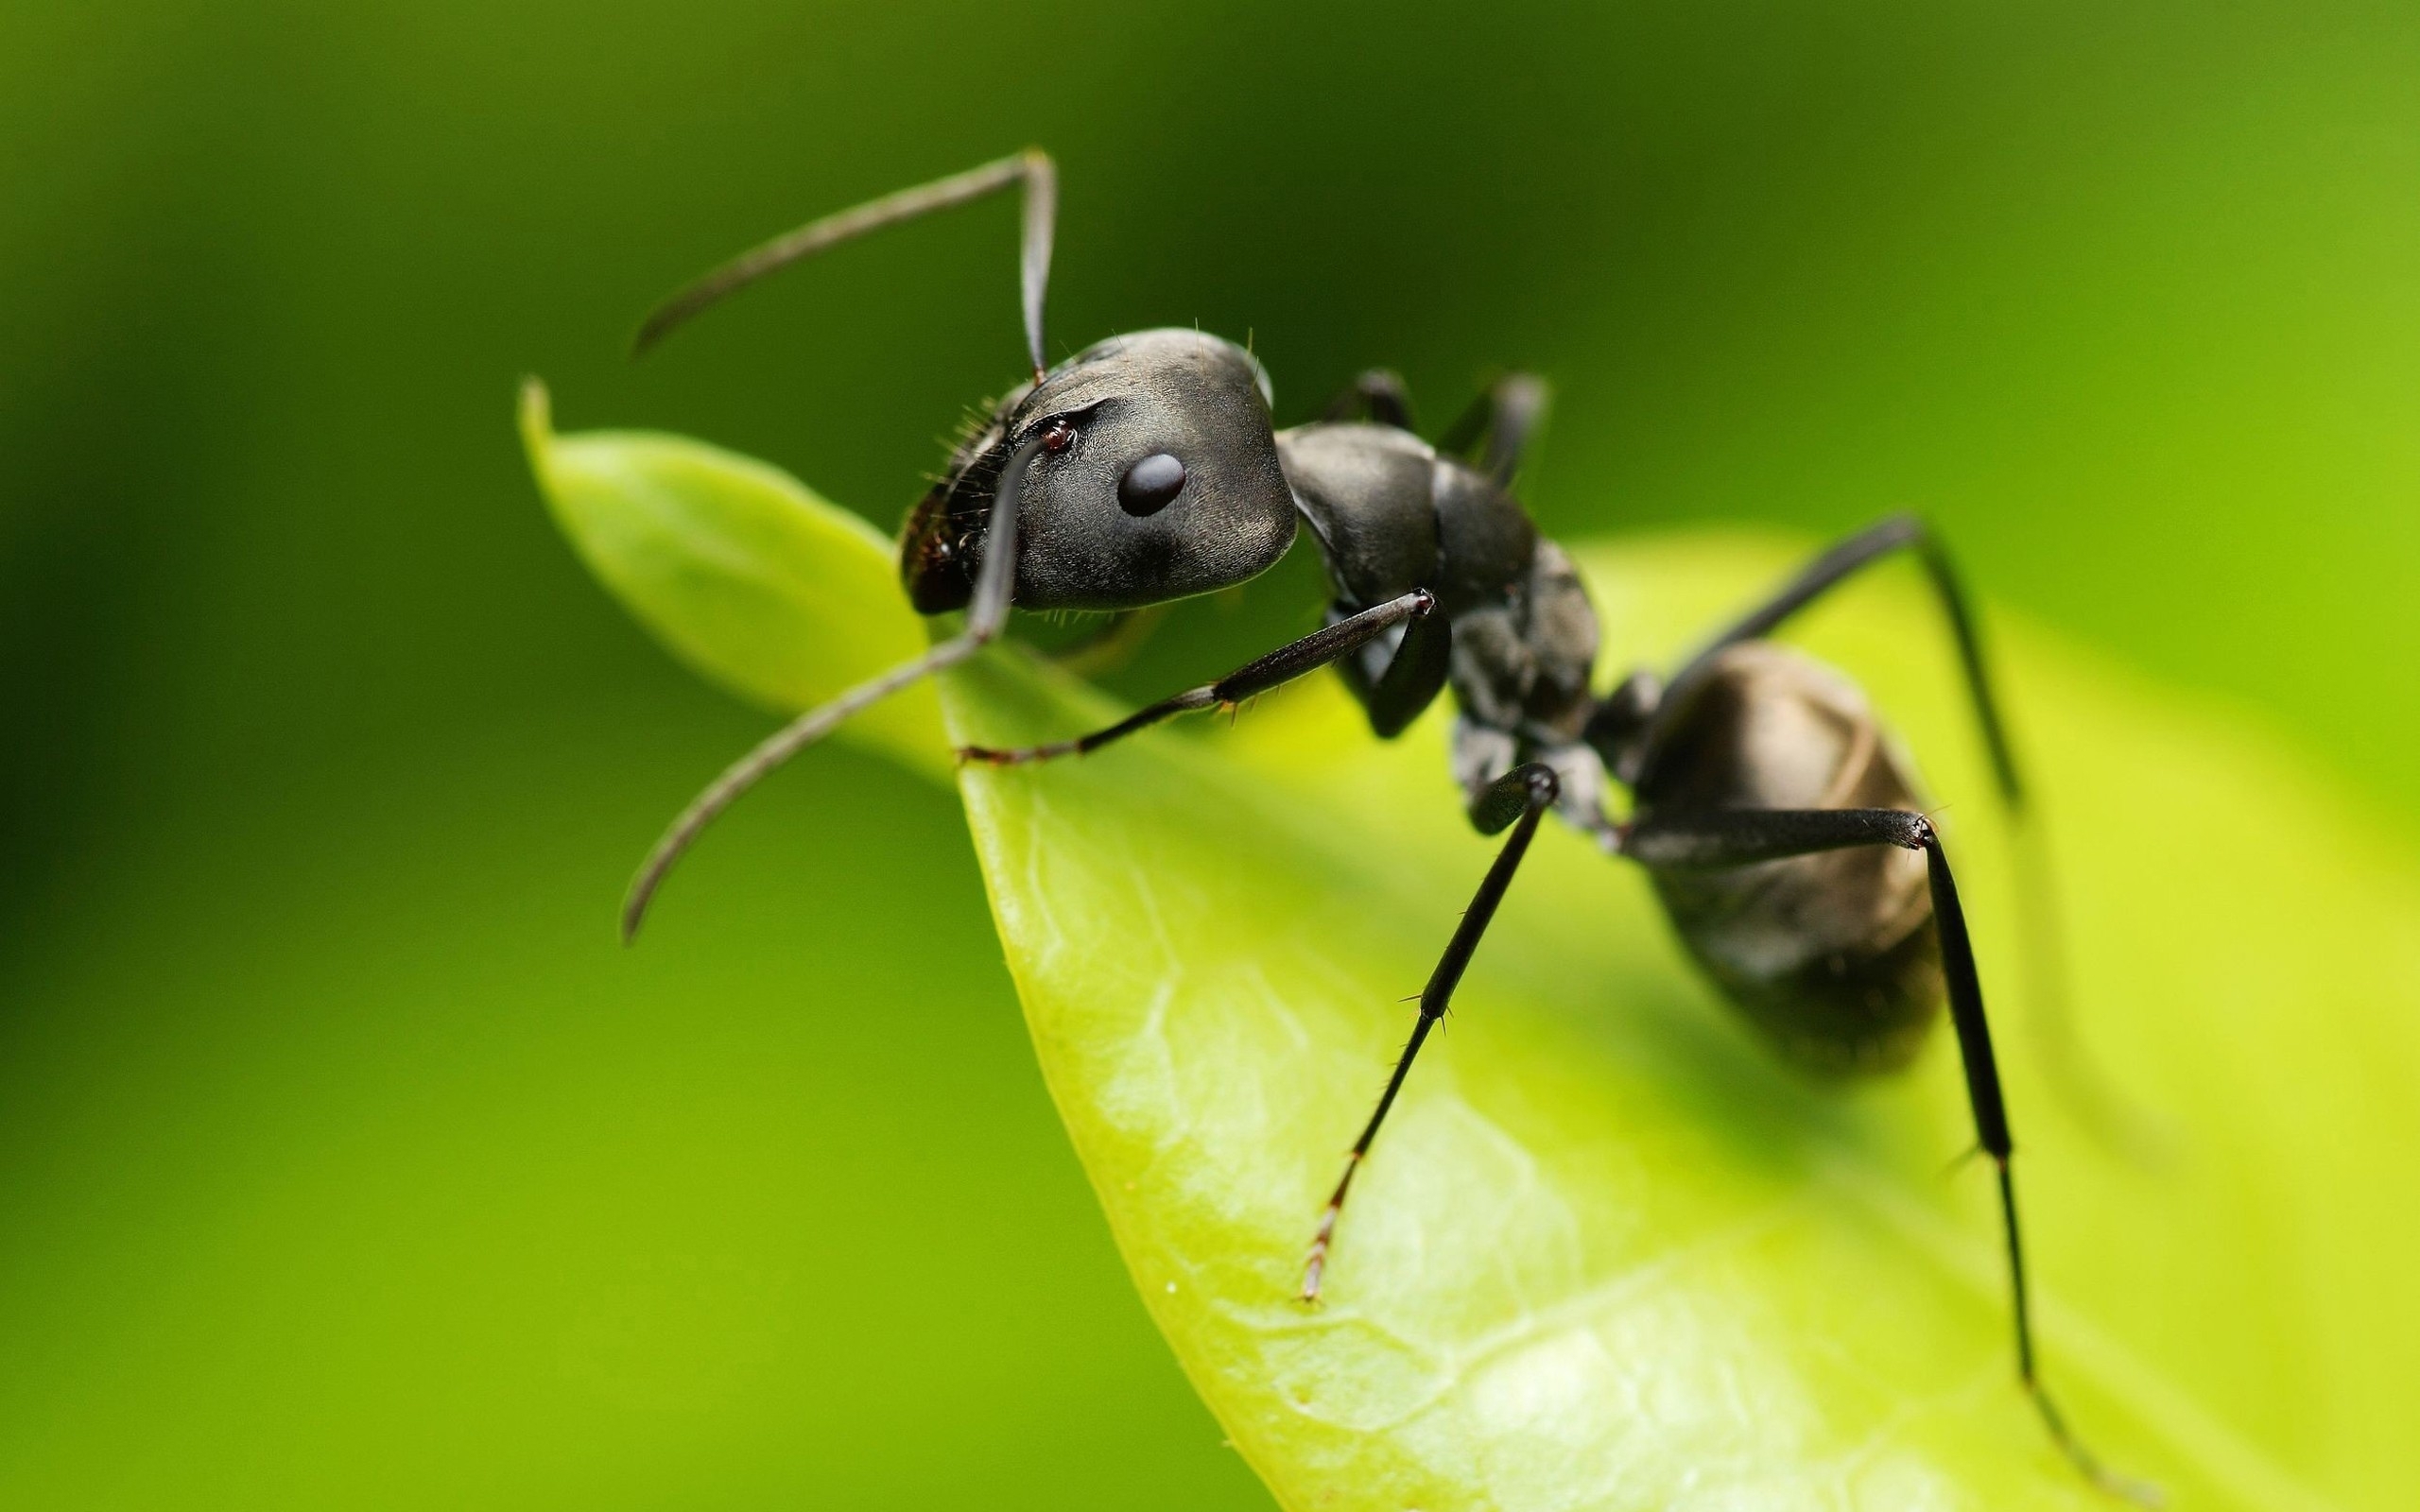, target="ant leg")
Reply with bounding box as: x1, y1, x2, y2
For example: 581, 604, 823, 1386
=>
1360, 606, 1454, 737
959, 589, 1442, 765
618, 431, 1052, 941
1620, 806, 2161, 1506
635, 148, 1057, 381
1322, 368, 1551, 486
1321, 369, 1415, 429
1661, 518, 2167, 1160
1436, 372, 1551, 485
1664, 515, 2016, 803
1304, 762, 1560, 1300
